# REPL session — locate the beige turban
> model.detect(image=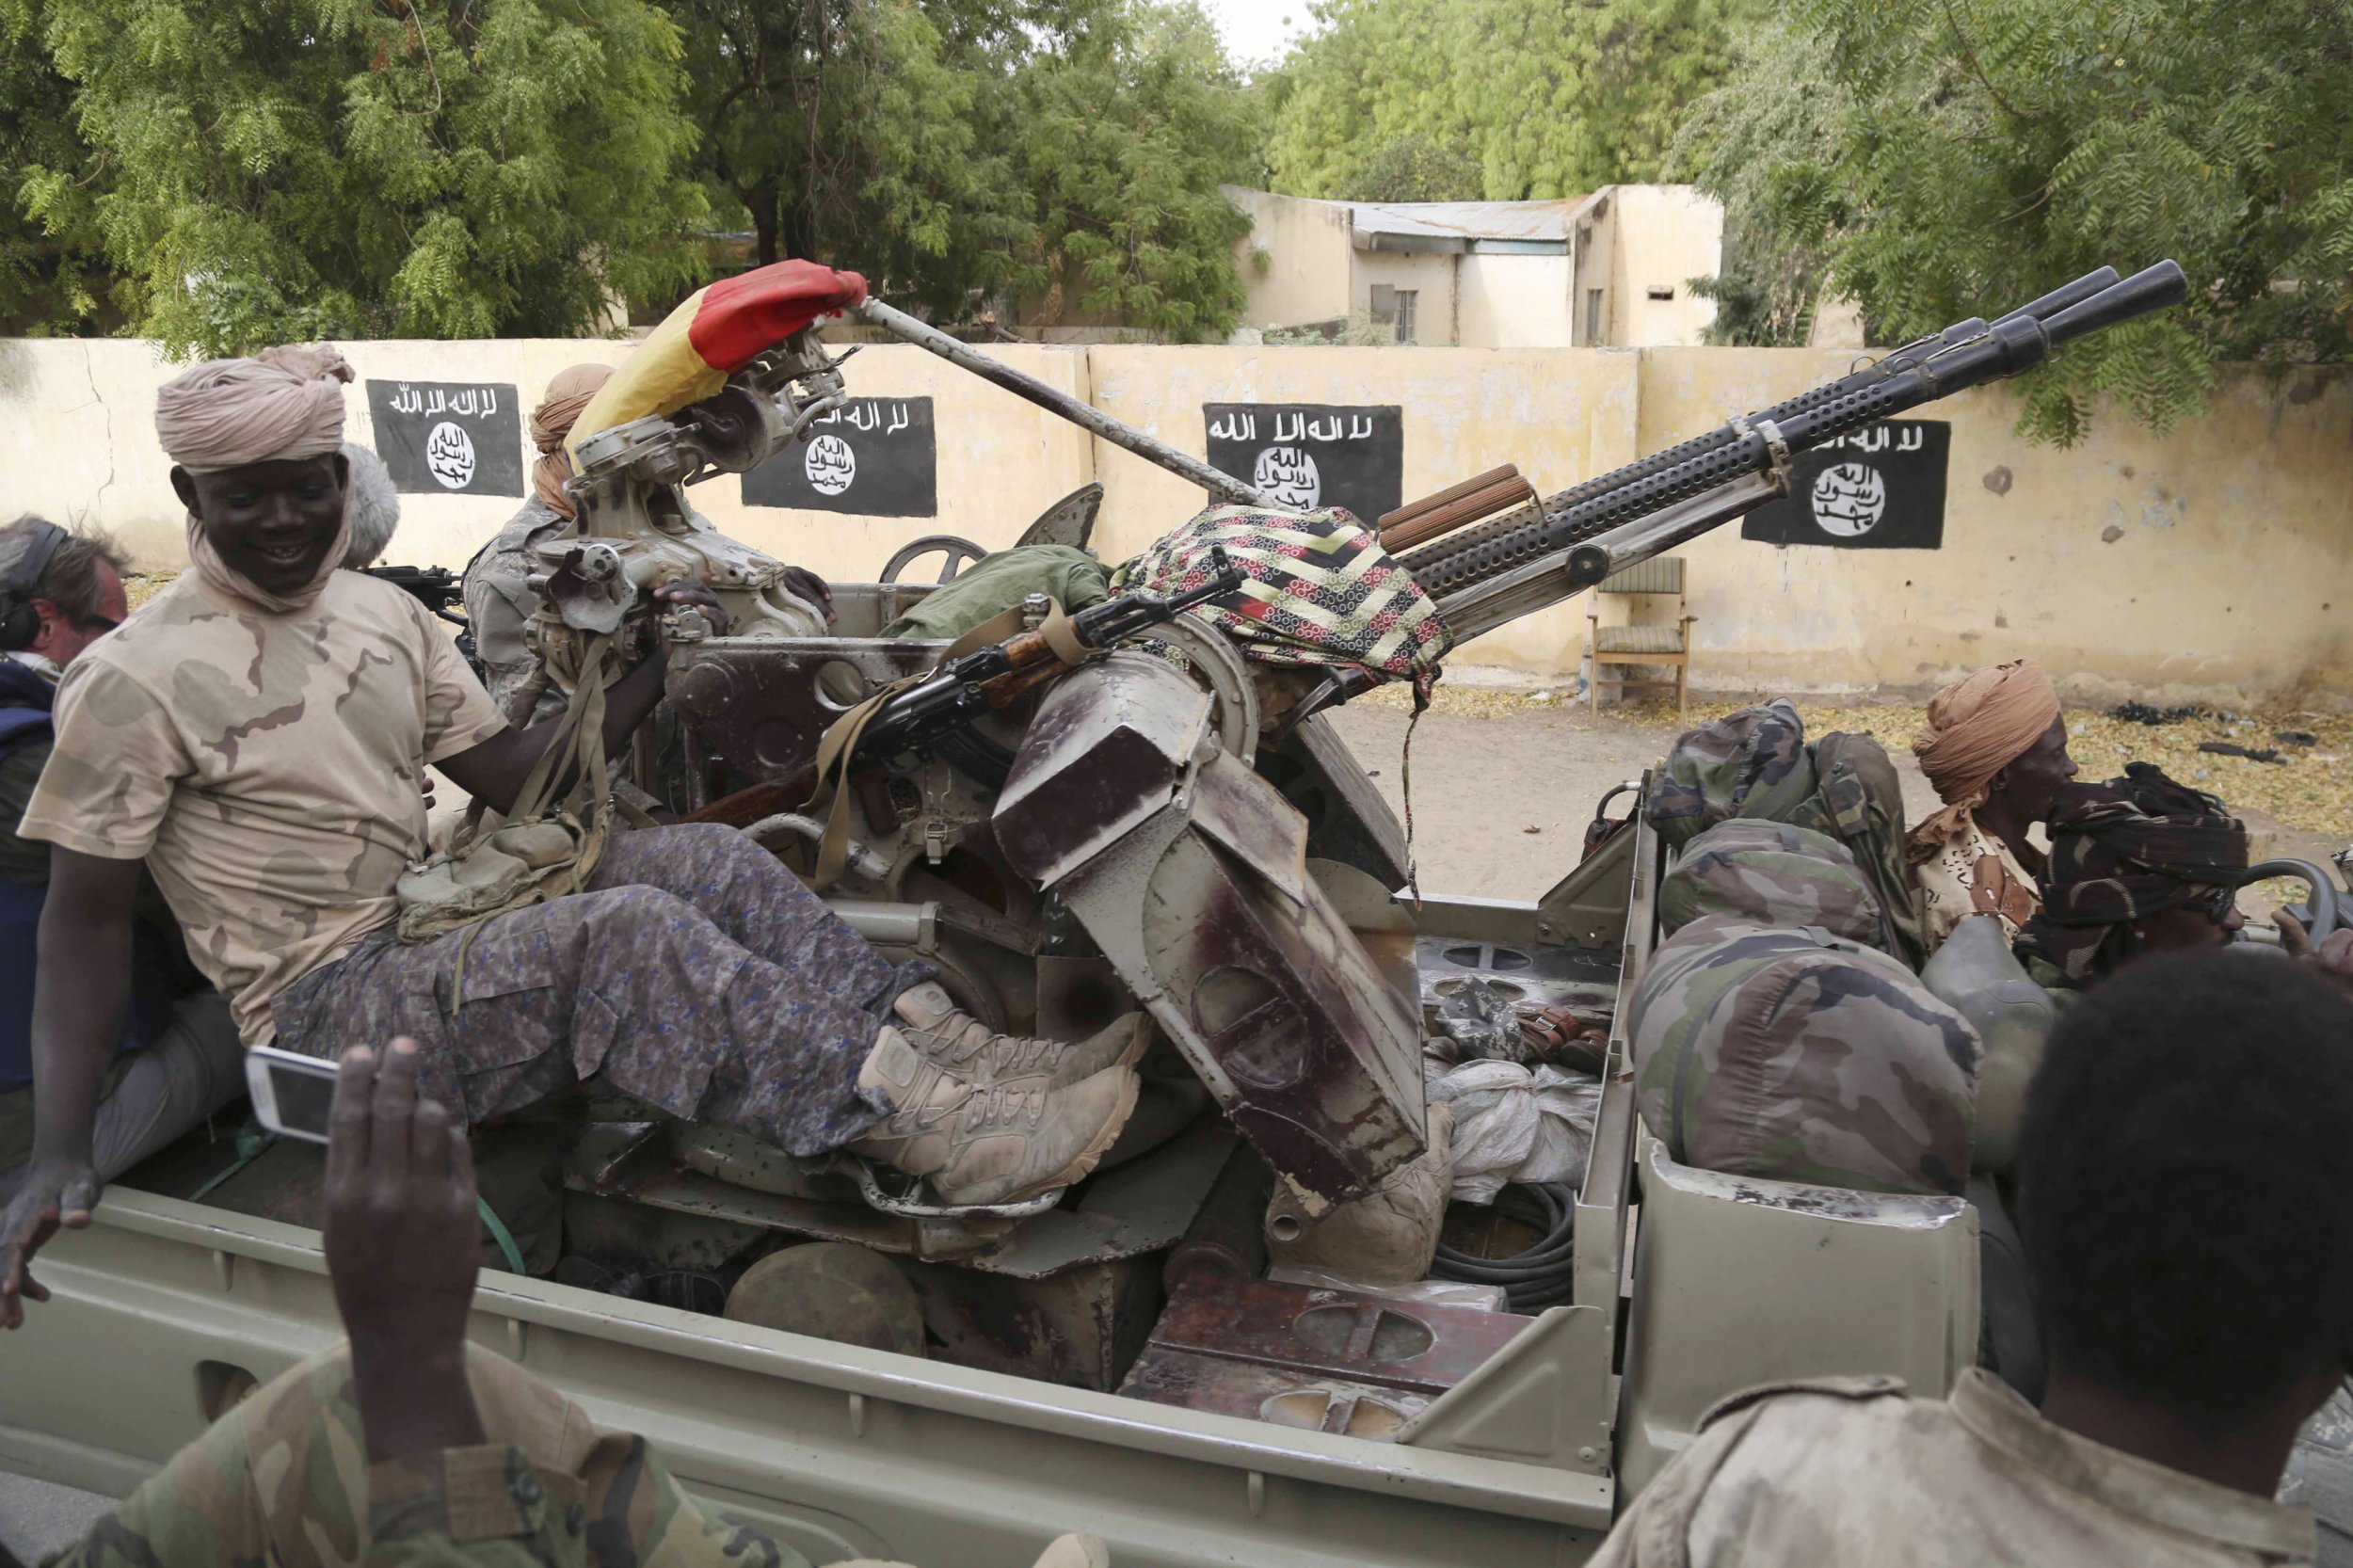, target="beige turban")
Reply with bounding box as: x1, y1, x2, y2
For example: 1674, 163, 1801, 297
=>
1907, 659, 2062, 860
155, 344, 356, 614
529, 363, 614, 519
